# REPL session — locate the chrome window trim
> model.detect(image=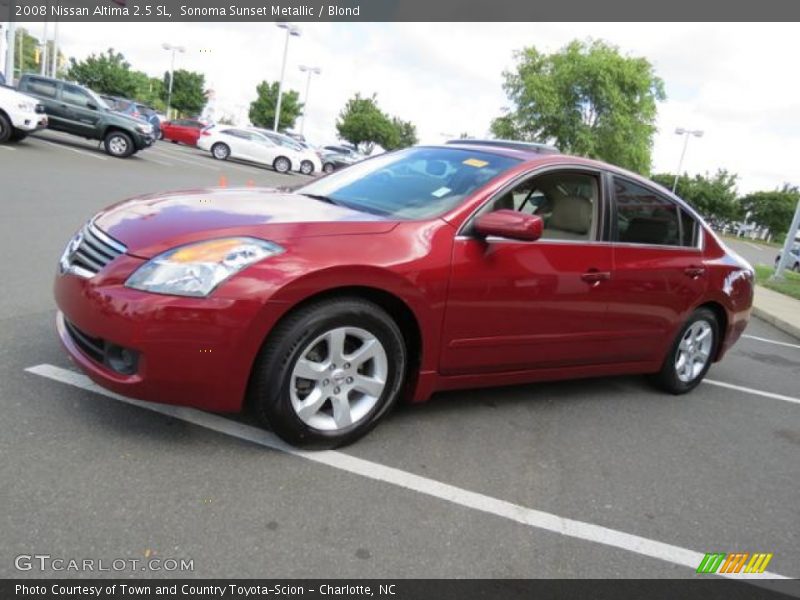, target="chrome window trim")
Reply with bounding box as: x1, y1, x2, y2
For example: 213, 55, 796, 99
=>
456, 163, 608, 240
609, 174, 705, 251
